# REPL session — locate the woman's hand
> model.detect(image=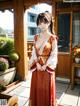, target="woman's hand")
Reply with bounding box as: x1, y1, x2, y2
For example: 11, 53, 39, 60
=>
36, 63, 46, 71
42, 65, 46, 71
36, 63, 42, 70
